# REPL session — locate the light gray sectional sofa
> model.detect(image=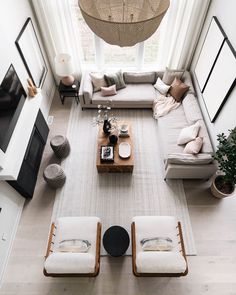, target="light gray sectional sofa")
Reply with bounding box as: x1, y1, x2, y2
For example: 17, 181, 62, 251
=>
79, 70, 217, 179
